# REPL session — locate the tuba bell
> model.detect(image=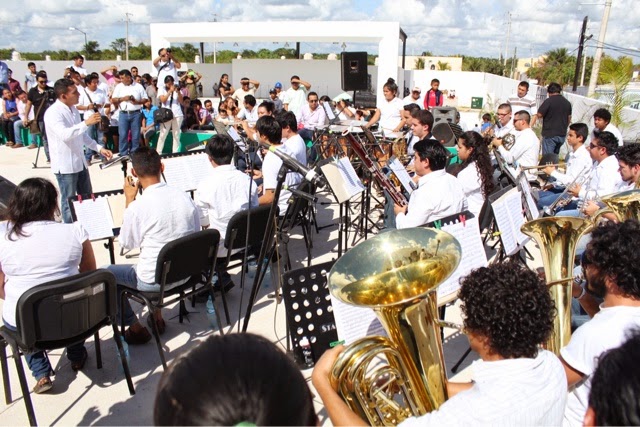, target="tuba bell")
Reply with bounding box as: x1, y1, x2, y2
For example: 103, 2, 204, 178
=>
328, 228, 462, 425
